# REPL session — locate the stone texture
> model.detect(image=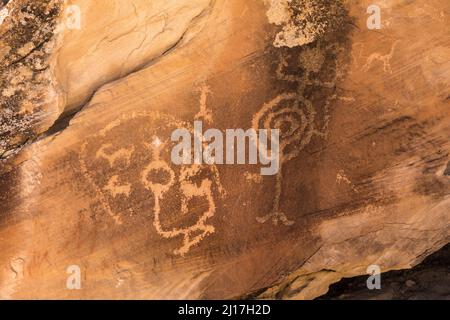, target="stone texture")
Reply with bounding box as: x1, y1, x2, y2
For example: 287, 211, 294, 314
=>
0, 0, 448, 299
0, 0, 63, 158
